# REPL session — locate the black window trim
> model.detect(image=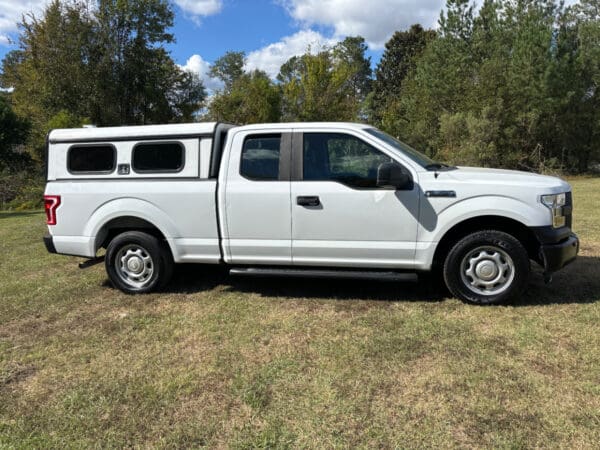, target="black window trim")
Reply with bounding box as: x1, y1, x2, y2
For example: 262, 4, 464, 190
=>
295, 131, 412, 191
67, 143, 117, 175
239, 132, 292, 182
131, 140, 186, 174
